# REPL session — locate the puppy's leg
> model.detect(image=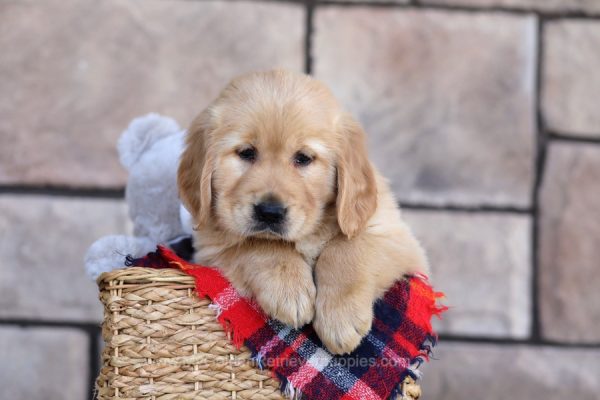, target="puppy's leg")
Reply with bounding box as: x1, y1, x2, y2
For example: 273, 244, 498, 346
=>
314, 229, 427, 354
230, 242, 316, 328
